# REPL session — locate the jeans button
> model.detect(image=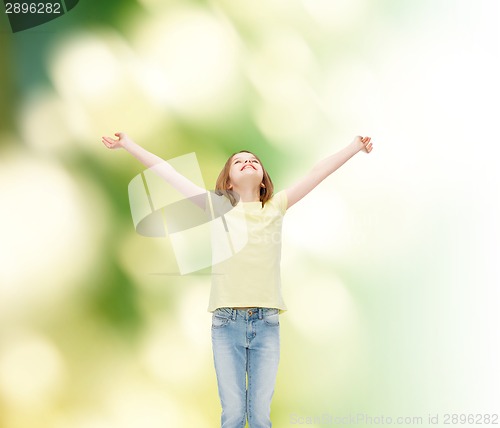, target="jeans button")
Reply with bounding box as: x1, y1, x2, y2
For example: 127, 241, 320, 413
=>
248, 310, 252, 316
